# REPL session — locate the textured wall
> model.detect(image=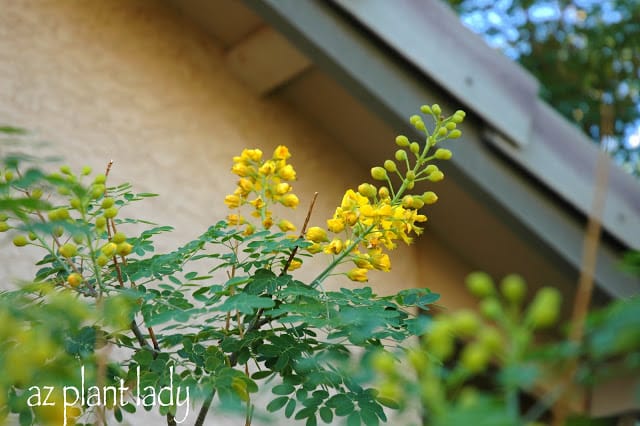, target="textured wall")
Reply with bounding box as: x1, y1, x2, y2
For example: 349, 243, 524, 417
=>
0, 0, 466, 423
